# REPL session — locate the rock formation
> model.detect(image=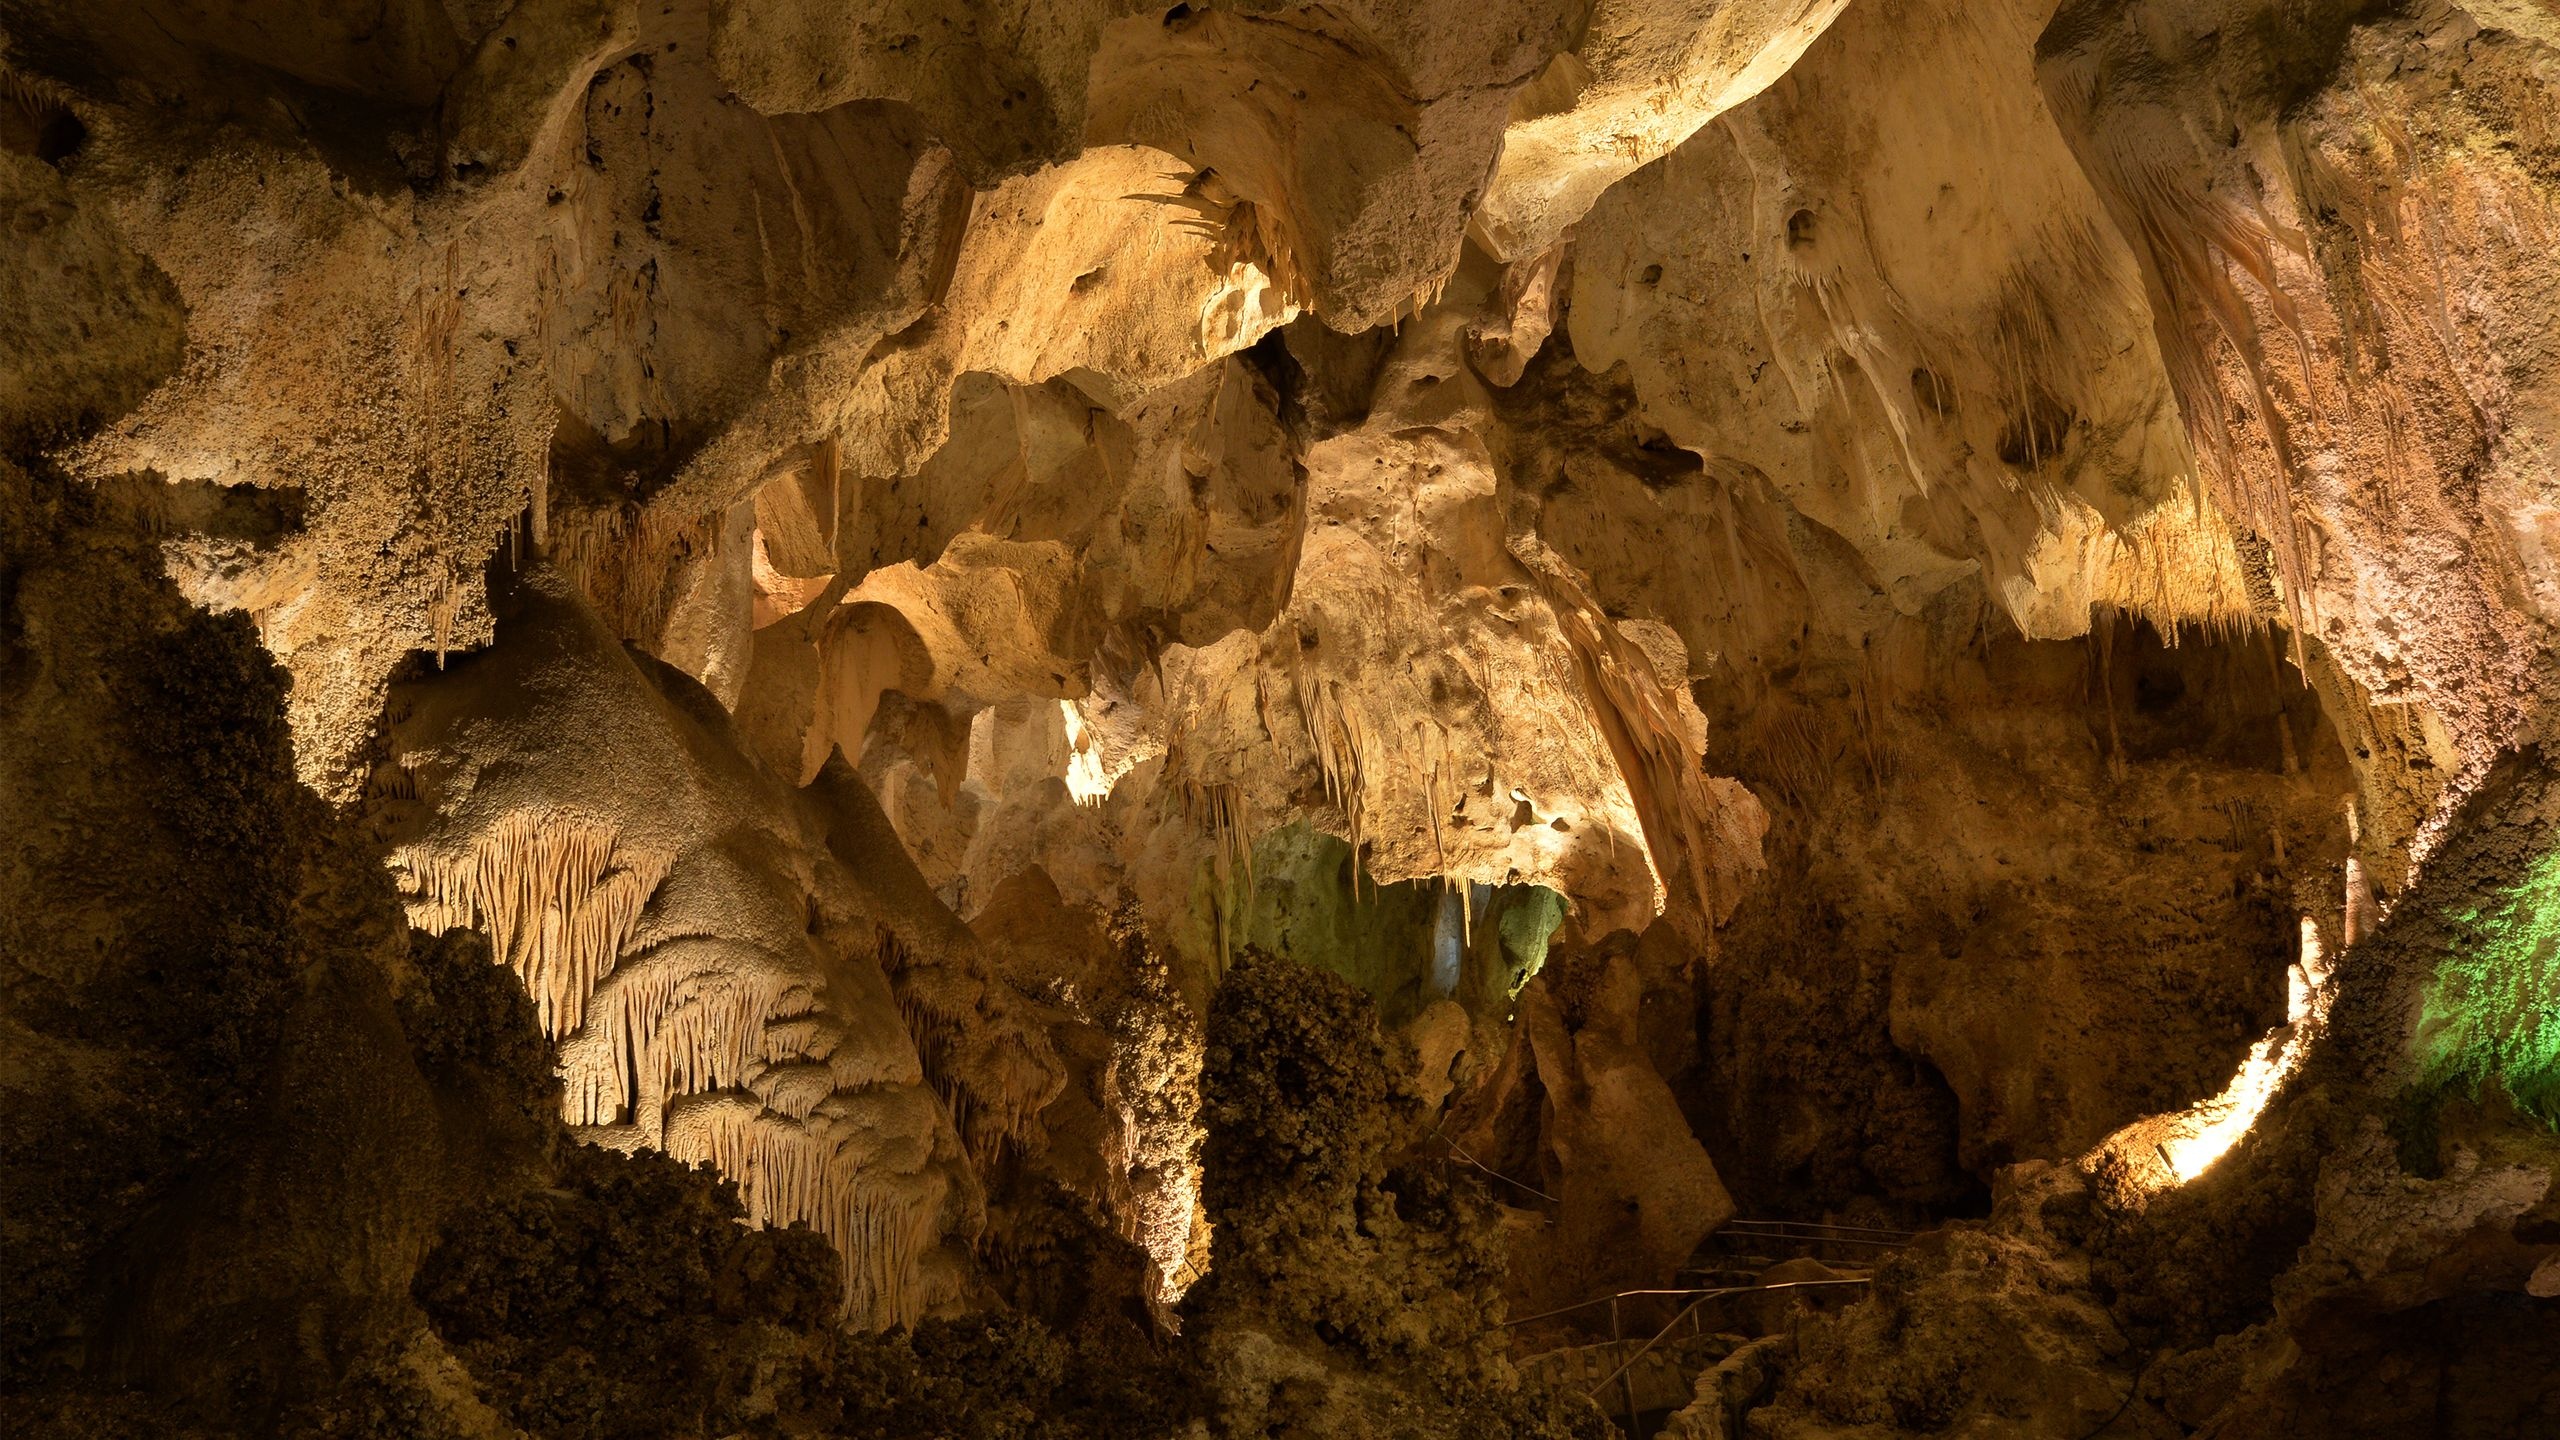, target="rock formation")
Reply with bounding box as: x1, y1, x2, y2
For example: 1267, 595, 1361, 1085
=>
4, 0, 2558, 1436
